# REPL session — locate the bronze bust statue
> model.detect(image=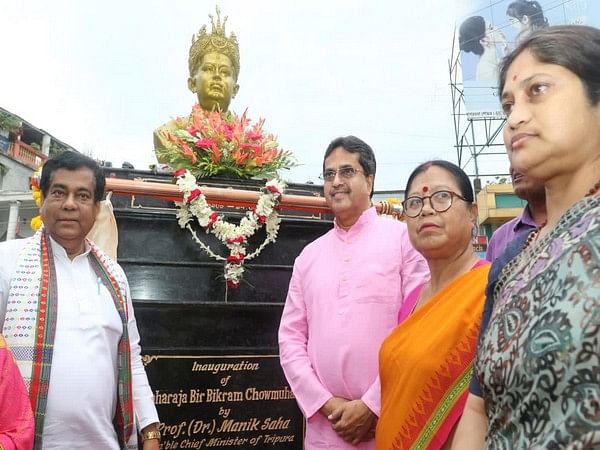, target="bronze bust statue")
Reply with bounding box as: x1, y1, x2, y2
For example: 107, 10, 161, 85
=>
187, 7, 240, 112
154, 7, 240, 161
